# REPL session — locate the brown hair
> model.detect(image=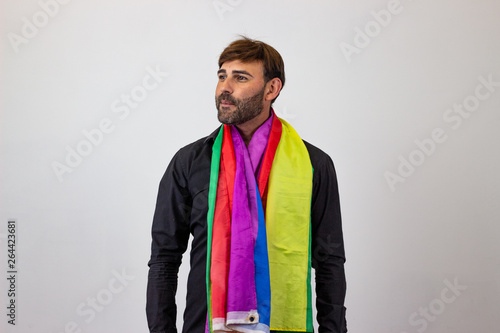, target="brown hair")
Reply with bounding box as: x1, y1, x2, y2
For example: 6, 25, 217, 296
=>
218, 36, 285, 103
